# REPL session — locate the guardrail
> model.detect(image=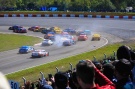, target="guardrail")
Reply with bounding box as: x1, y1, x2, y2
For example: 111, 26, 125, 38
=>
0, 14, 135, 19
